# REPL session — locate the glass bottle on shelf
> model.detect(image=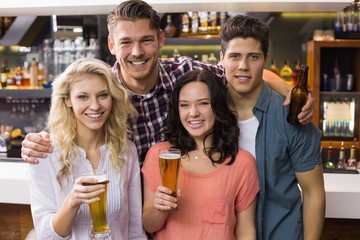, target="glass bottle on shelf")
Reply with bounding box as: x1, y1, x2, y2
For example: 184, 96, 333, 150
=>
325, 142, 335, 170
269, 59, 279, 76
208, 53, 218, 65
30, 58, 38, 88
164, 14, 177, 38
280, 60, 293, 86
209, 12, 217, 33
347, 139, 357, 170
191, 12, 199, 34
172, 48, 181, 58
333, 58, 342, 91
291, 59, 301, 86
336, 141, 346, 170
1, 58, 10, 88
199, 11, 209, 33
181, 13, 190, 34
